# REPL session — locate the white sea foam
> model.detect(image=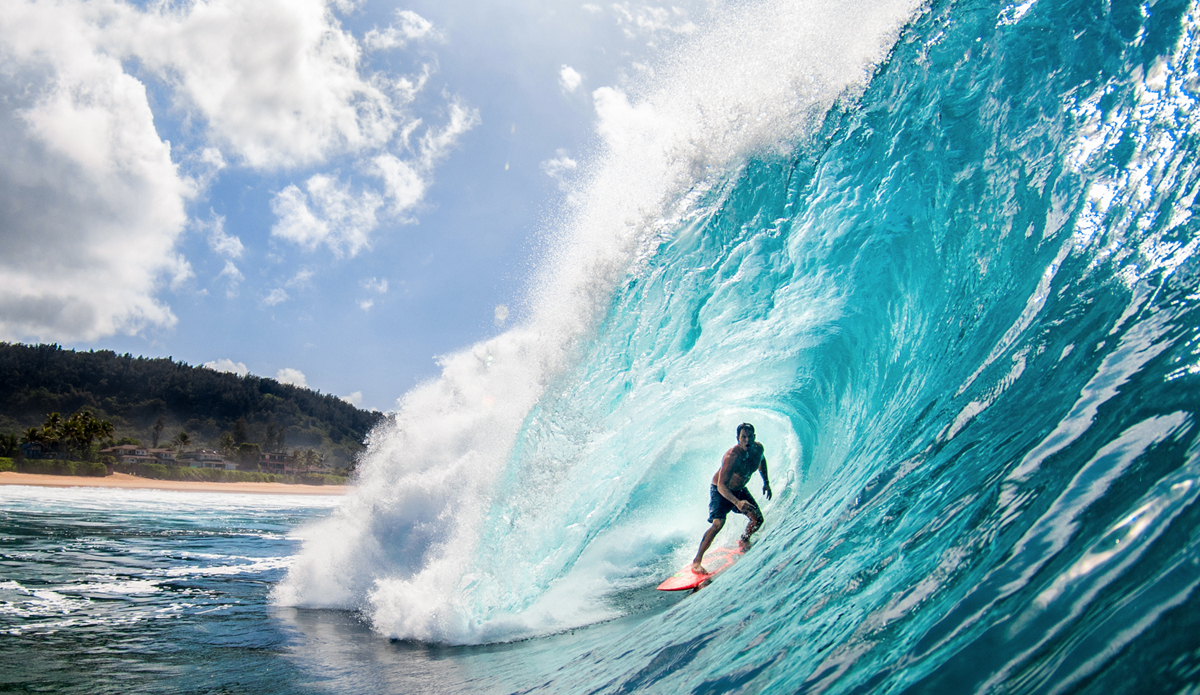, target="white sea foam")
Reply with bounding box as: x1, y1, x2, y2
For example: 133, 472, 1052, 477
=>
274, 0, 922, 644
